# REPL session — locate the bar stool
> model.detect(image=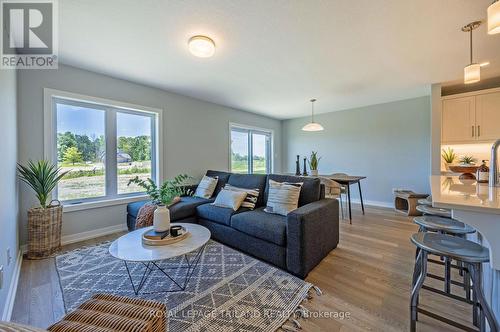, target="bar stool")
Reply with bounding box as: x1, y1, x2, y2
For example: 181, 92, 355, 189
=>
413, 216, 476, 298
410, 232, 499, 332
416, 204, 452, 218
417, 195, 433, 206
